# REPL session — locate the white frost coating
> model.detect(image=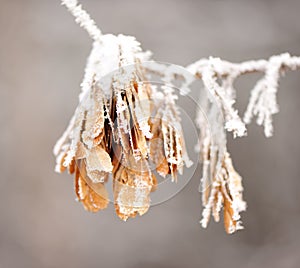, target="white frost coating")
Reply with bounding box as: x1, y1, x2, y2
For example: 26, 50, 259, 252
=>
200, 181, 219, 228
244, 54, 288, 137
188, 53, 300, 138
80, 35, 152, 101
133, 180, 152, 209
213, 191, 223, 222
225, 119, 247, 138
201, 59, 246, 138
53, 115, 75, 156
61, 0, 102, 41
63, 106, 86, 167
134, 108, 153, 139
116, 181, 151, 217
